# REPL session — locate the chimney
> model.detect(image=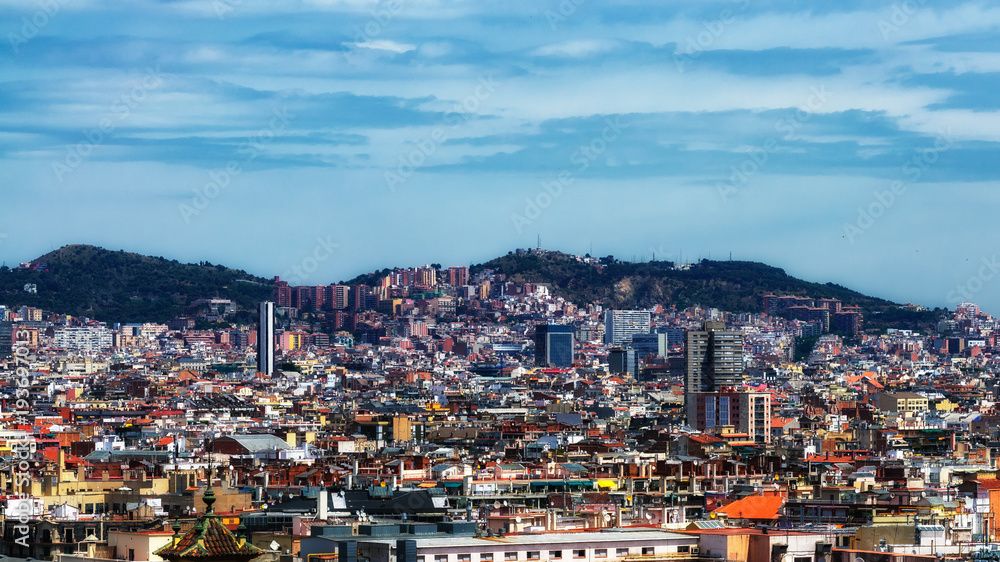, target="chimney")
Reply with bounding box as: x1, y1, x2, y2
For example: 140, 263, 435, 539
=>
57, 449, 66, 483
317, 490, 329, 520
